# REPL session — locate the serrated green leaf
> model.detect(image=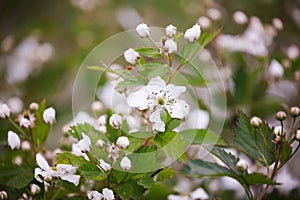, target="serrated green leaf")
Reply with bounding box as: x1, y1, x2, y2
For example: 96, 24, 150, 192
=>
139, 63, 170, 79
116, 76, 148, 90
7, 167, 33, 189
197, 27, 222, 47
32, 99, 50, 145
180, 129, 226, 146
137, 175, 155, 188
55, 152, 88, 166
129, 180, 145, 200
68, 123, 99, 140
135, 47, 161, 58
78, 163, 107, 181
244, 173, 276, 185
125, 136, 147, 153
156, 168, 175, 182
280, 142, 292, 166
233, 112, 275, 166
115, 183, 133, 200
